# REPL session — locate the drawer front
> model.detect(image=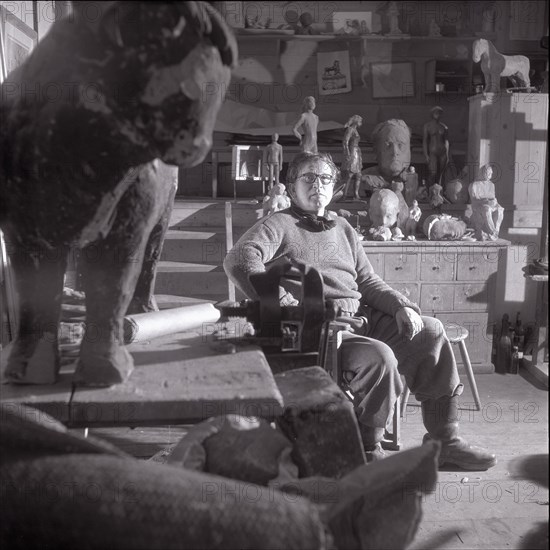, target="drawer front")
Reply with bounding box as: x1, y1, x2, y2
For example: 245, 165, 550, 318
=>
456, 251, 499, 281
366, 253, 383, 277
384, 253, 417, 281
454, 282, 491, 311
389, 282, 420, 304
420, 284, 454, 312
420, 254, 456, 281
435, 312, 491, 366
